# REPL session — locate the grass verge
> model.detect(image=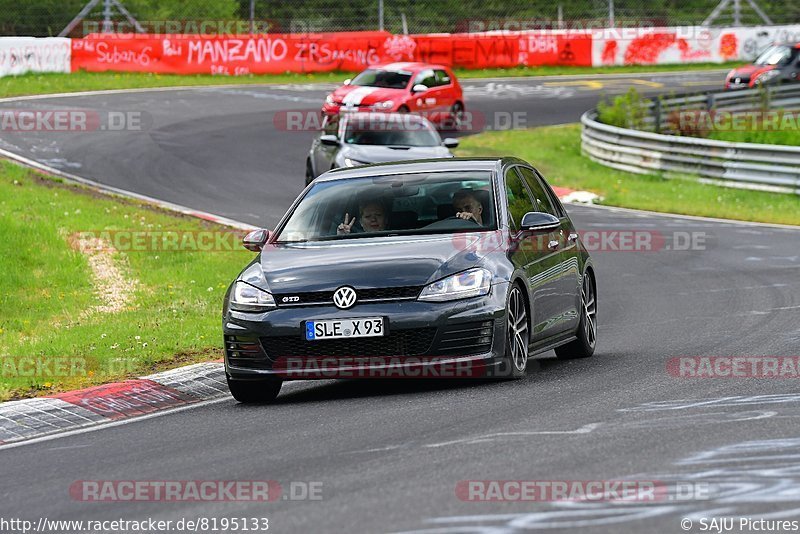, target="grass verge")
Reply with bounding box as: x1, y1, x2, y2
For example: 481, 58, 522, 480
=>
0, 162, 253, 400
455, 124, 800, 226
0, 62, 736, 98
